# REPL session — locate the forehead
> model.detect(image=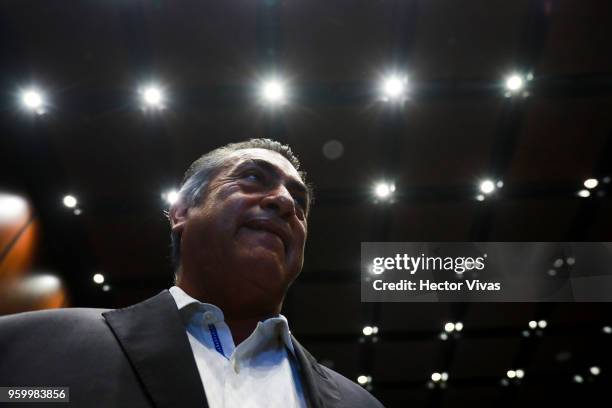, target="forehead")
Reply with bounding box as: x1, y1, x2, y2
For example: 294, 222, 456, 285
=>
224, 148, 303, 181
